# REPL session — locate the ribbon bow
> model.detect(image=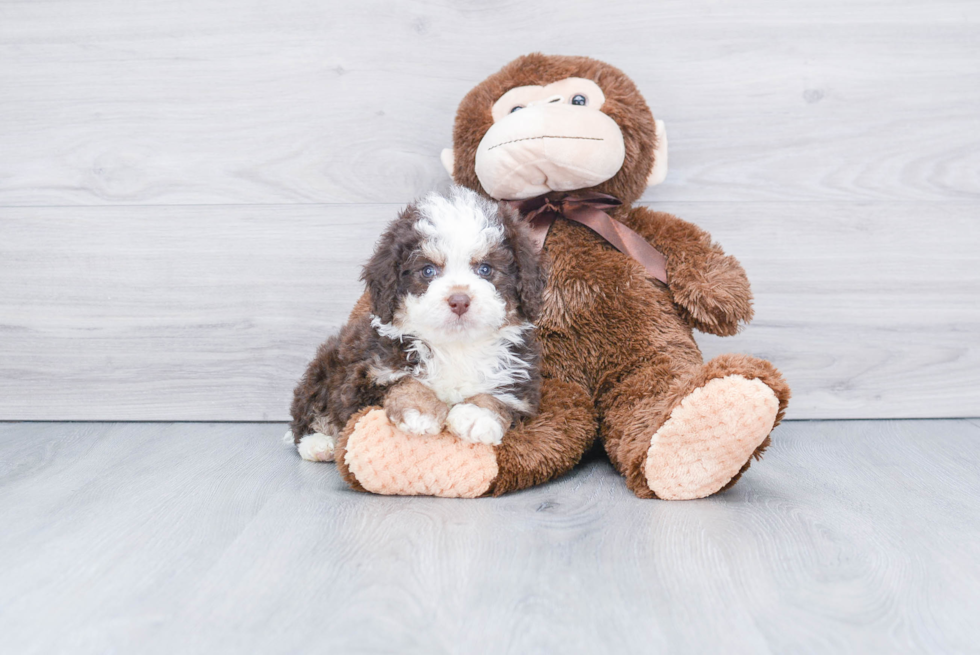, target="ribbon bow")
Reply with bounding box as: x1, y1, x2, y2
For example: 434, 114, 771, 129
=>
508, 191, 668, 284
